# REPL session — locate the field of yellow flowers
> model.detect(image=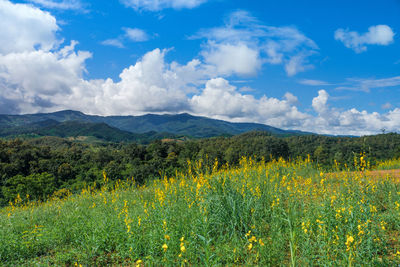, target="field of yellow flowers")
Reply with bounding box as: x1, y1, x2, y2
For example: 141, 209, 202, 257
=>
1, 157, 400, 266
